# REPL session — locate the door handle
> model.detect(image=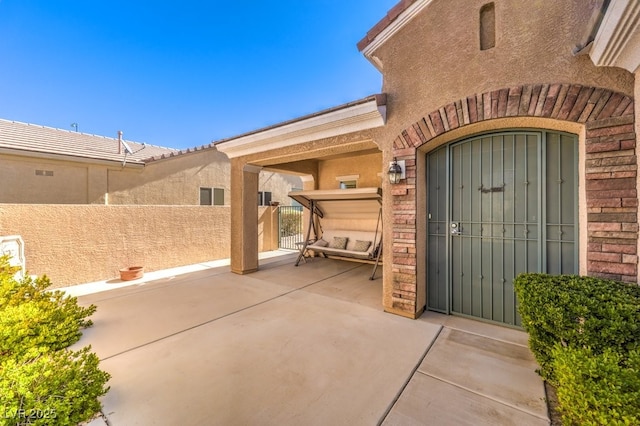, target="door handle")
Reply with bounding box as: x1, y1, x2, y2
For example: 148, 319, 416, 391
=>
451, 223, 461, 235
